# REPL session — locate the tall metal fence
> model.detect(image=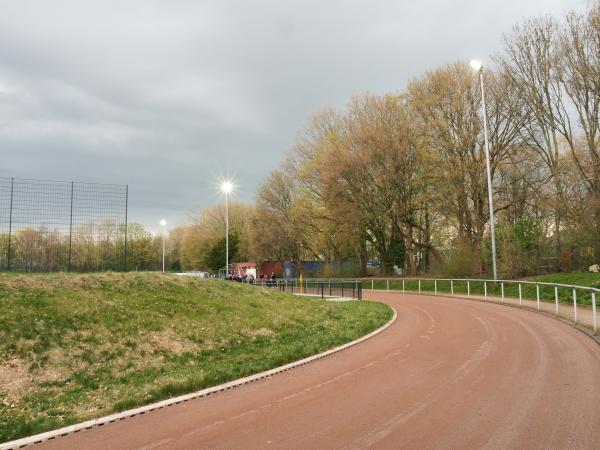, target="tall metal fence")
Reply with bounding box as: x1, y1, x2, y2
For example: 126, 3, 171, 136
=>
0, 177, 128, 272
